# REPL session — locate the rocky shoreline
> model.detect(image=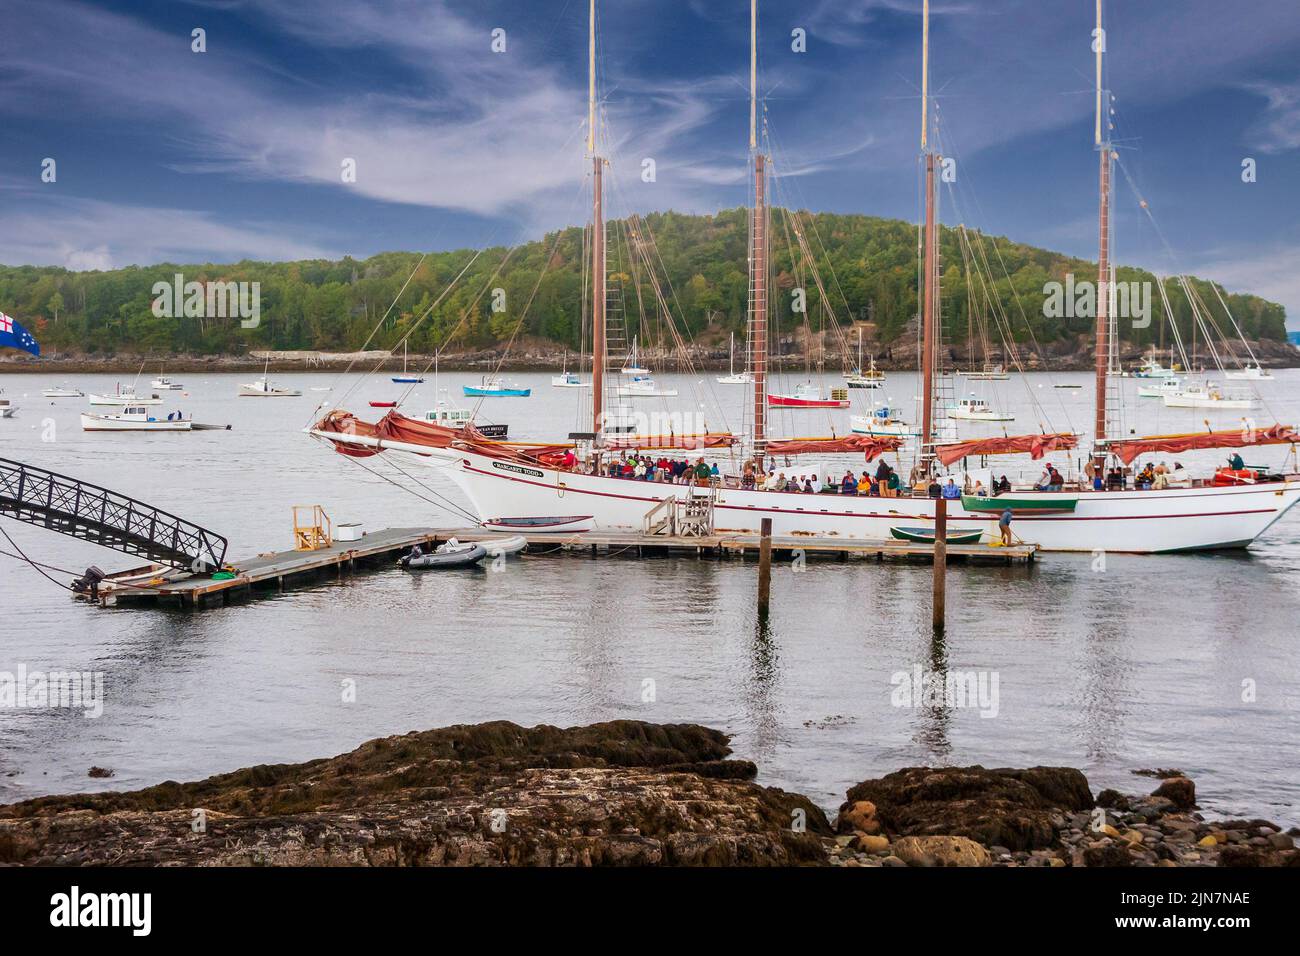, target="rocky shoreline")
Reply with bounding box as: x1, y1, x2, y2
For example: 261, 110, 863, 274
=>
0, 720, 1294, 867
3, 333, 1297, 375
